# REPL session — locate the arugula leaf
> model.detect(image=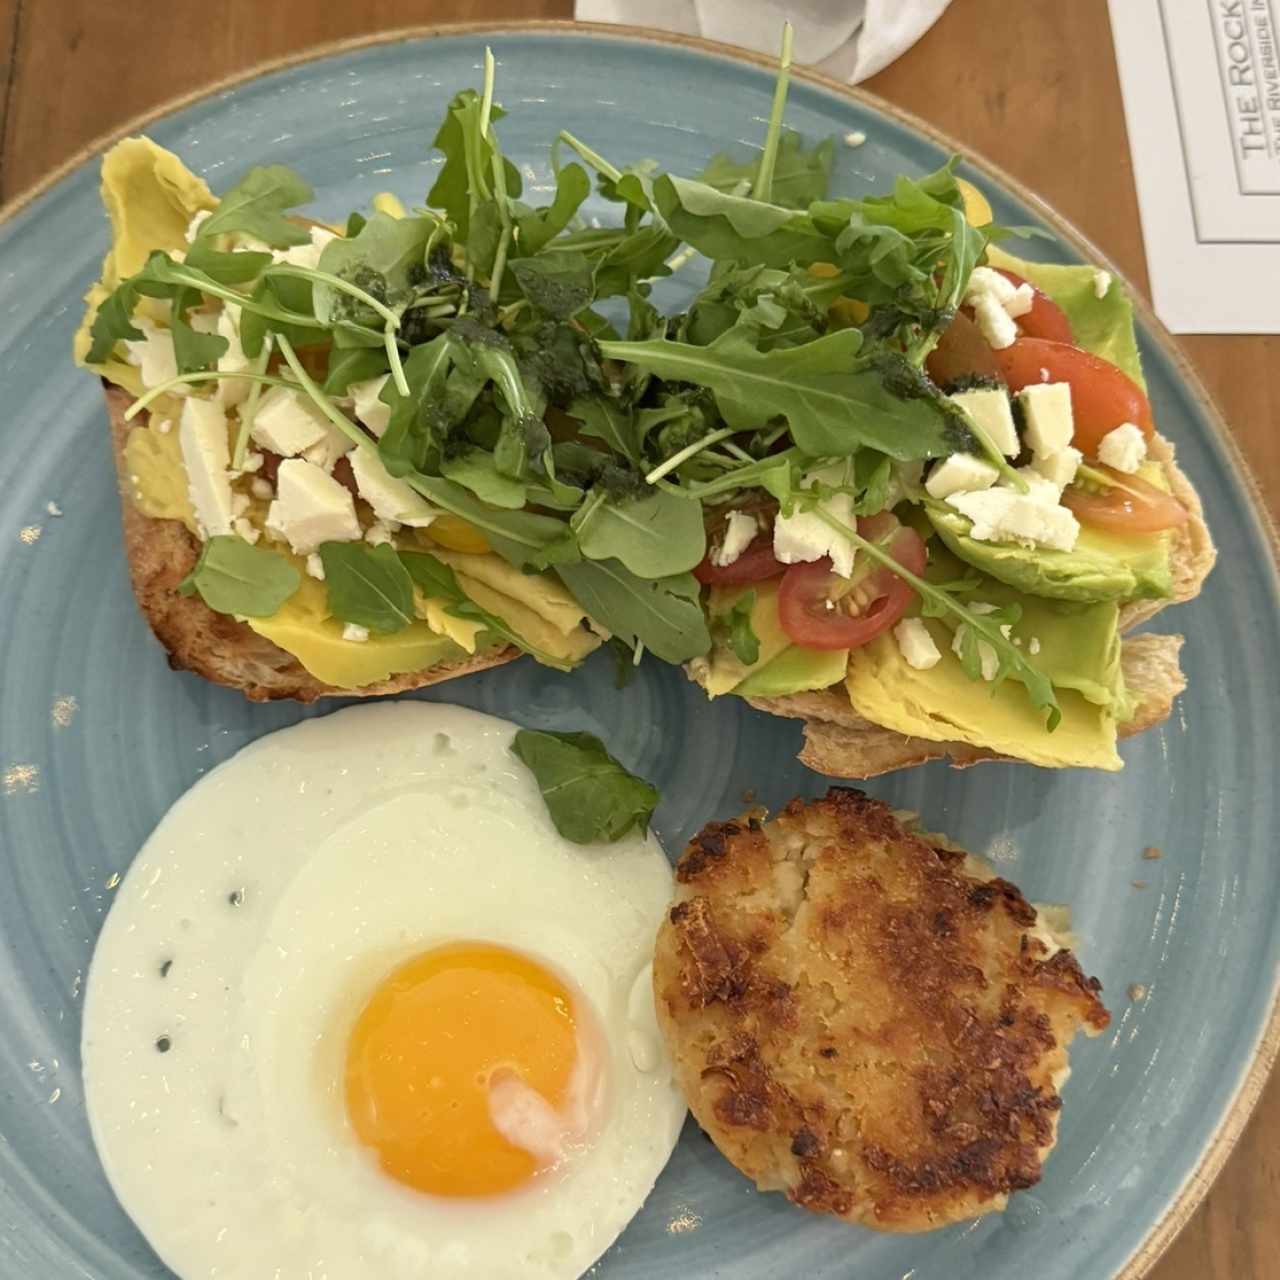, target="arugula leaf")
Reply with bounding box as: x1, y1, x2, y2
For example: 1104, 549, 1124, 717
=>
590, 224, 678, 298
318, 541, 415, 634
510, 253, 593, 319
599, 330, 972, 462
698, 130, 834, 209
510, 729, 659, 844
571, 488, 706, 578
169, 292, 228, 375
427, 89, 522, 237
556, 560, 710, 664
400, 550, 575, 671
379, 334, 453, 475
654, 174, 836, 268
437, 450, 528, 507
513, 163, 591, 255
198, 165, 313, 247
570, 397, 640, 464
323, 347, 388, 396
313, 212, 434, 327
719, 589, 760, 665
182, 242, 273, 284
177, 537, 300, 617
86, 282, 144, 362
